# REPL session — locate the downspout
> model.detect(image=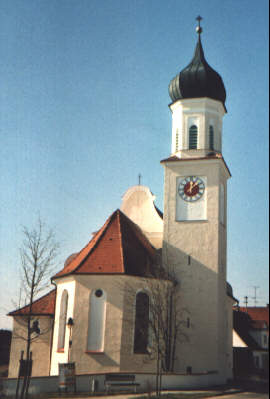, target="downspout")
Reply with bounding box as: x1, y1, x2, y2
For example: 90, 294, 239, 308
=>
49, 279, 57, 375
